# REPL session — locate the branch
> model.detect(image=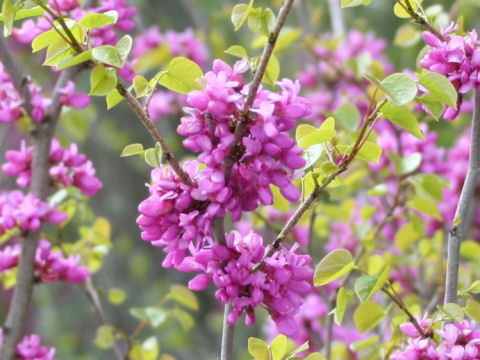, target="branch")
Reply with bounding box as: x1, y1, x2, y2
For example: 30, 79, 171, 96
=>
82, 278, 124, 360
116, 84, 194, 187
444, 89, 480, 305
220, 302, 235, 360
398, 0, 446, 41
327, 0, 345, 38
